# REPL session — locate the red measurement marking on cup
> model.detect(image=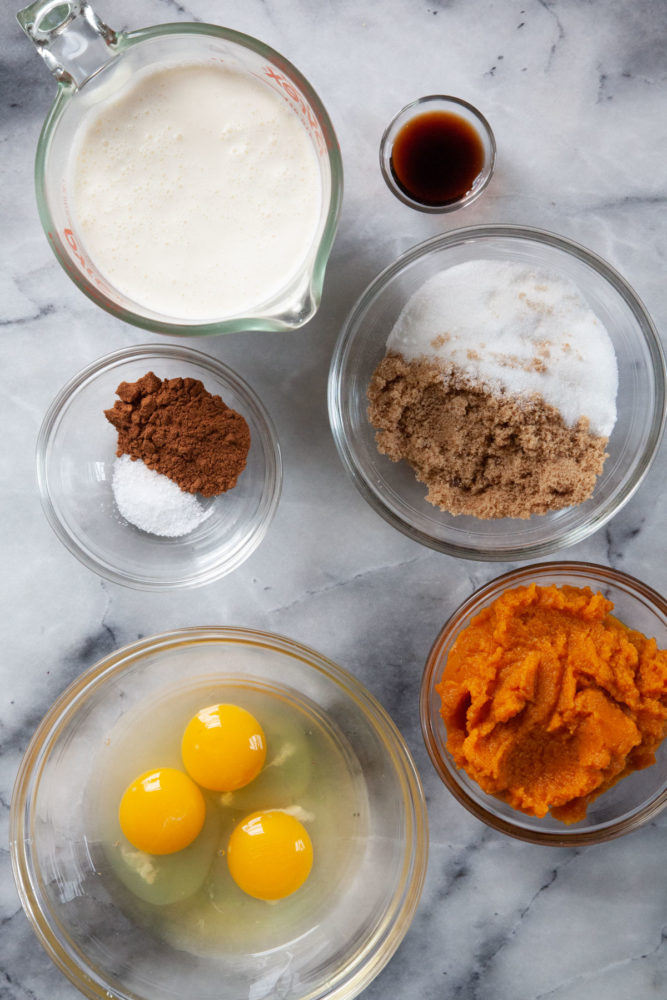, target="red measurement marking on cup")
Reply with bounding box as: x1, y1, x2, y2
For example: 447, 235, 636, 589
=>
262, 65, 325, 154
61, 228, 117, 307
63, 227, 90, 274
